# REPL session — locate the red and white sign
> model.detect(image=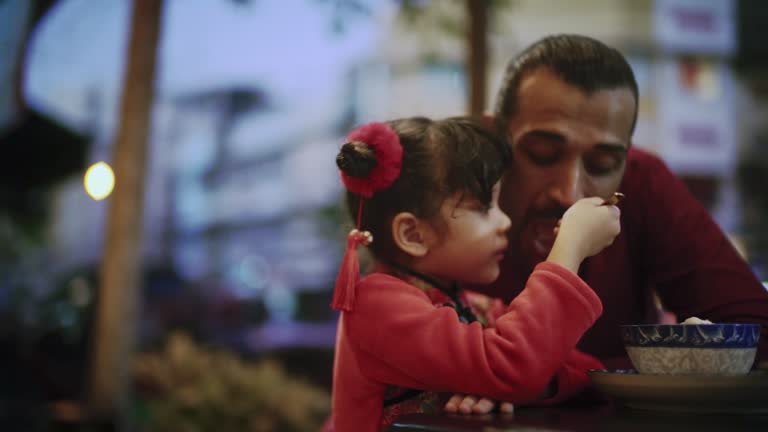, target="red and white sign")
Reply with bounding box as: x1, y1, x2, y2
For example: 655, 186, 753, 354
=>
653, 0, 737, 55
656, 58, 736, 175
